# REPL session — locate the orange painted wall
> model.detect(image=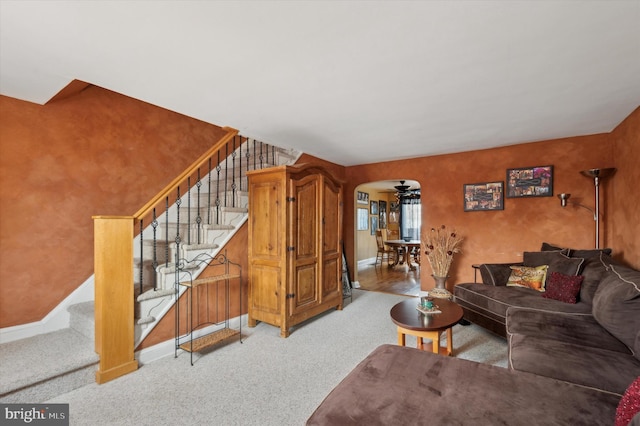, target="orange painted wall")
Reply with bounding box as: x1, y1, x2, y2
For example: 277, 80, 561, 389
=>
0, 87, 229, 327
610, 107, 640, 269
1, 84, 637, 332
344, 115, 639, 293
138, 223, 249, 350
